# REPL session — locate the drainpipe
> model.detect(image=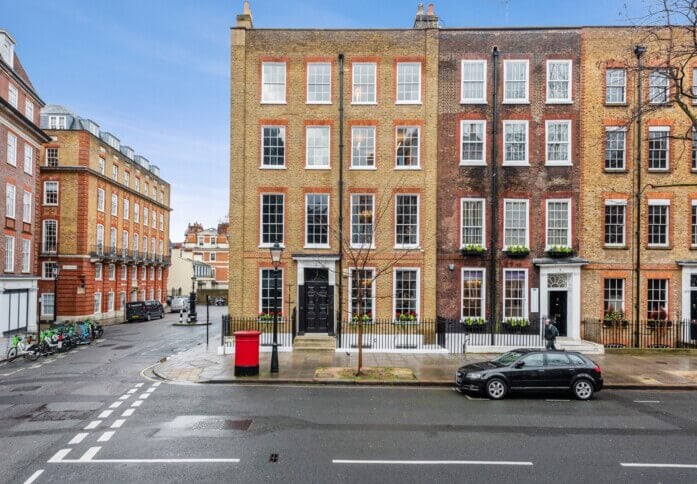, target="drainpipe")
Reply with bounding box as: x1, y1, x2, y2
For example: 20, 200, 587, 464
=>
337, 53, 345, 344
489, 46, 500, 346
633, 45, 646, 347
